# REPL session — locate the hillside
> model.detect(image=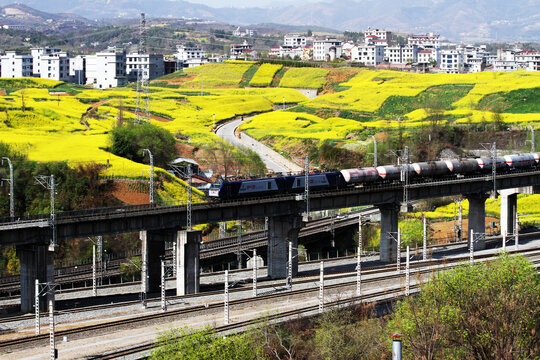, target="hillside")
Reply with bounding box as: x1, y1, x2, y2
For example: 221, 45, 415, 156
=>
0, 63, 539, 212
1, 0, 539, 41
